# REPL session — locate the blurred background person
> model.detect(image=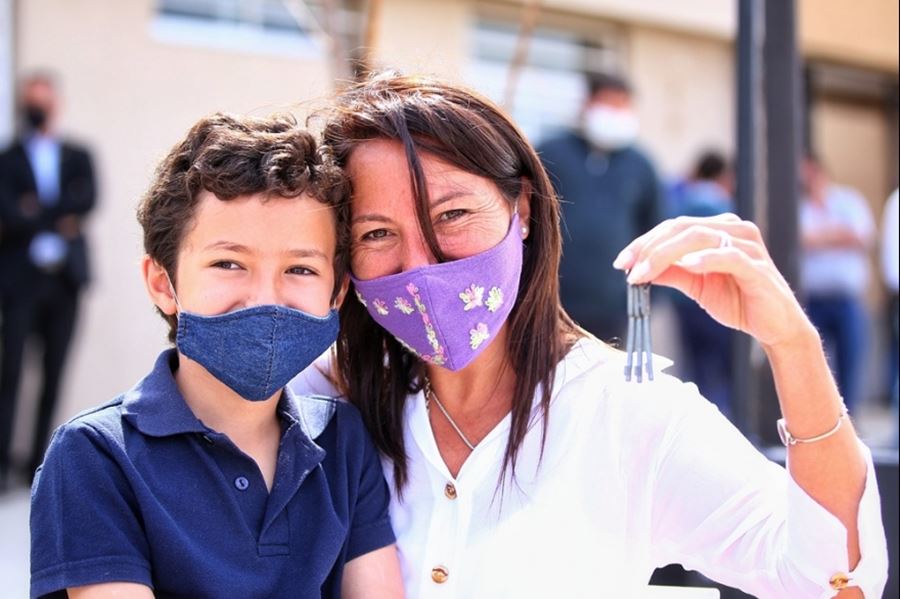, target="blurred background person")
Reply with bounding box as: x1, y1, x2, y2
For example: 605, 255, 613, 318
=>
0, 72, 96, 490
537, 72, 663, 343
799, 154, 874, 413
668, 150, 735, 419
882, 187, 898, 447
